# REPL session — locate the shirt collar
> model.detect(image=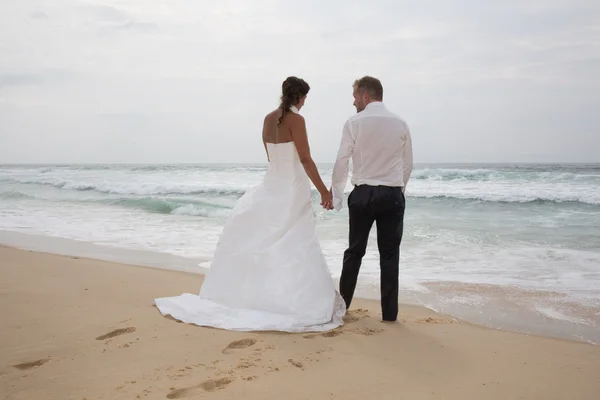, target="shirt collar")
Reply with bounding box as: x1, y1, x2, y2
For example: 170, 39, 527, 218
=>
365, 101, 385, 110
